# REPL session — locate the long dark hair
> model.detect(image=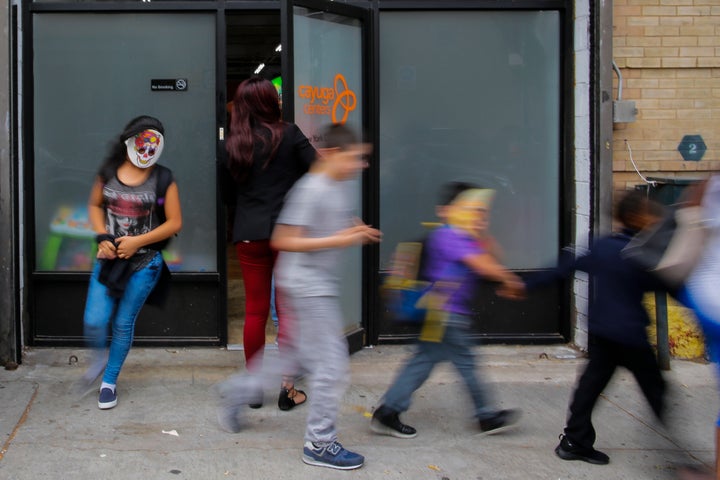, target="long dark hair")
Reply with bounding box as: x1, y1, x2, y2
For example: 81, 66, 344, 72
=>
98, 115, 165, 182
225, 76, 285, 182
